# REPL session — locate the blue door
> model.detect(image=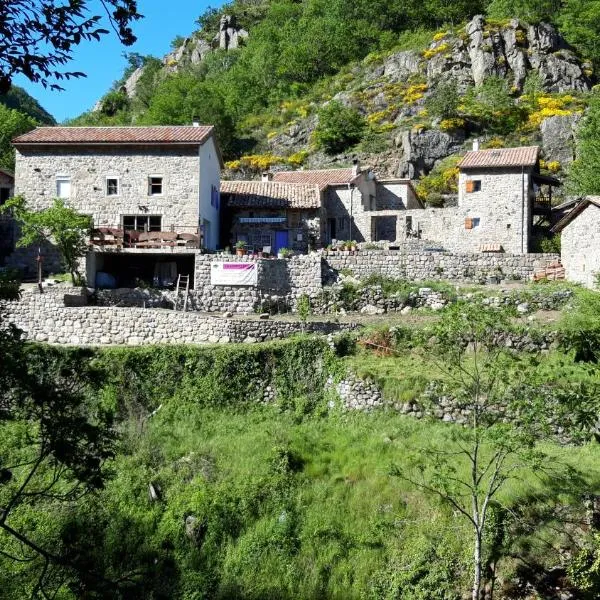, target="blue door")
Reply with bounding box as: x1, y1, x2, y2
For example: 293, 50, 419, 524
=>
274, 231, 288, 254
